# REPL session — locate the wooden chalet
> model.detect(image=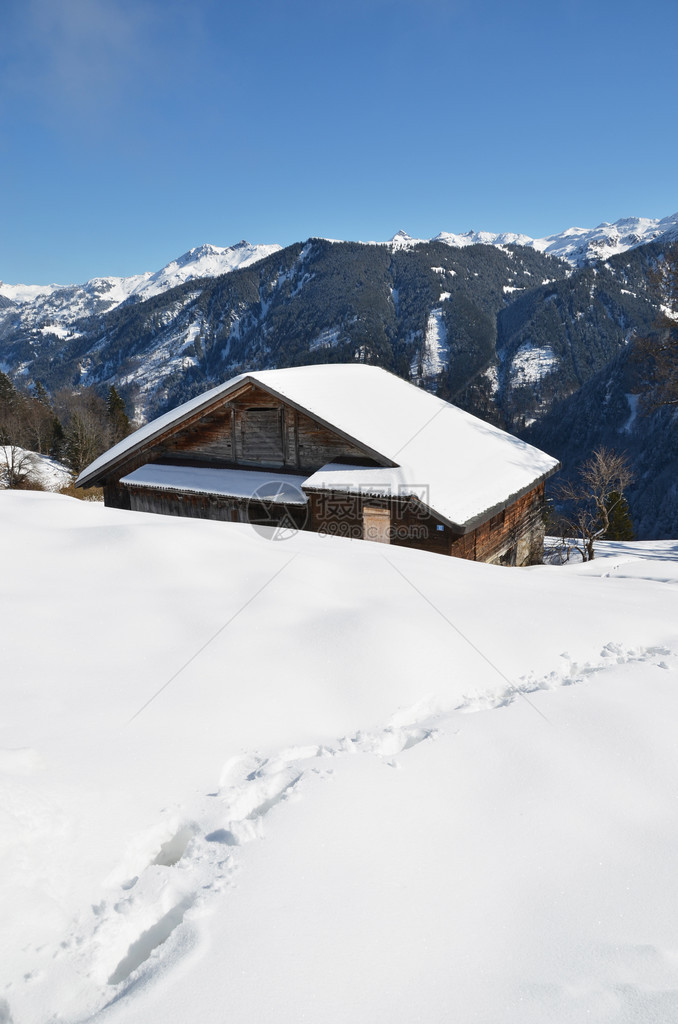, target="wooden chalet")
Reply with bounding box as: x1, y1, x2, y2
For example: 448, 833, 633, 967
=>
76, 364, 560, 565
